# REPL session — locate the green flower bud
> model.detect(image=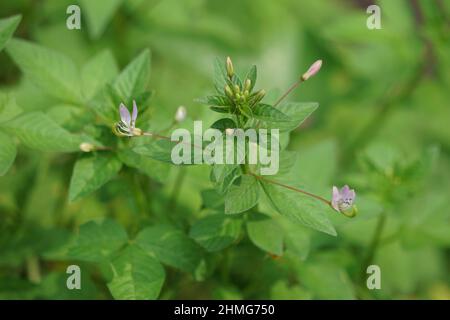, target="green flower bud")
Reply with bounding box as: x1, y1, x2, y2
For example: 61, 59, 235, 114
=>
79, 142, 95, 152
234, 84, 240, 94
224, 85, 234, 99
244, 79, 251, 91
226, 56, 234, 78
341, 205, 358, 218
132, 127, 143, 136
